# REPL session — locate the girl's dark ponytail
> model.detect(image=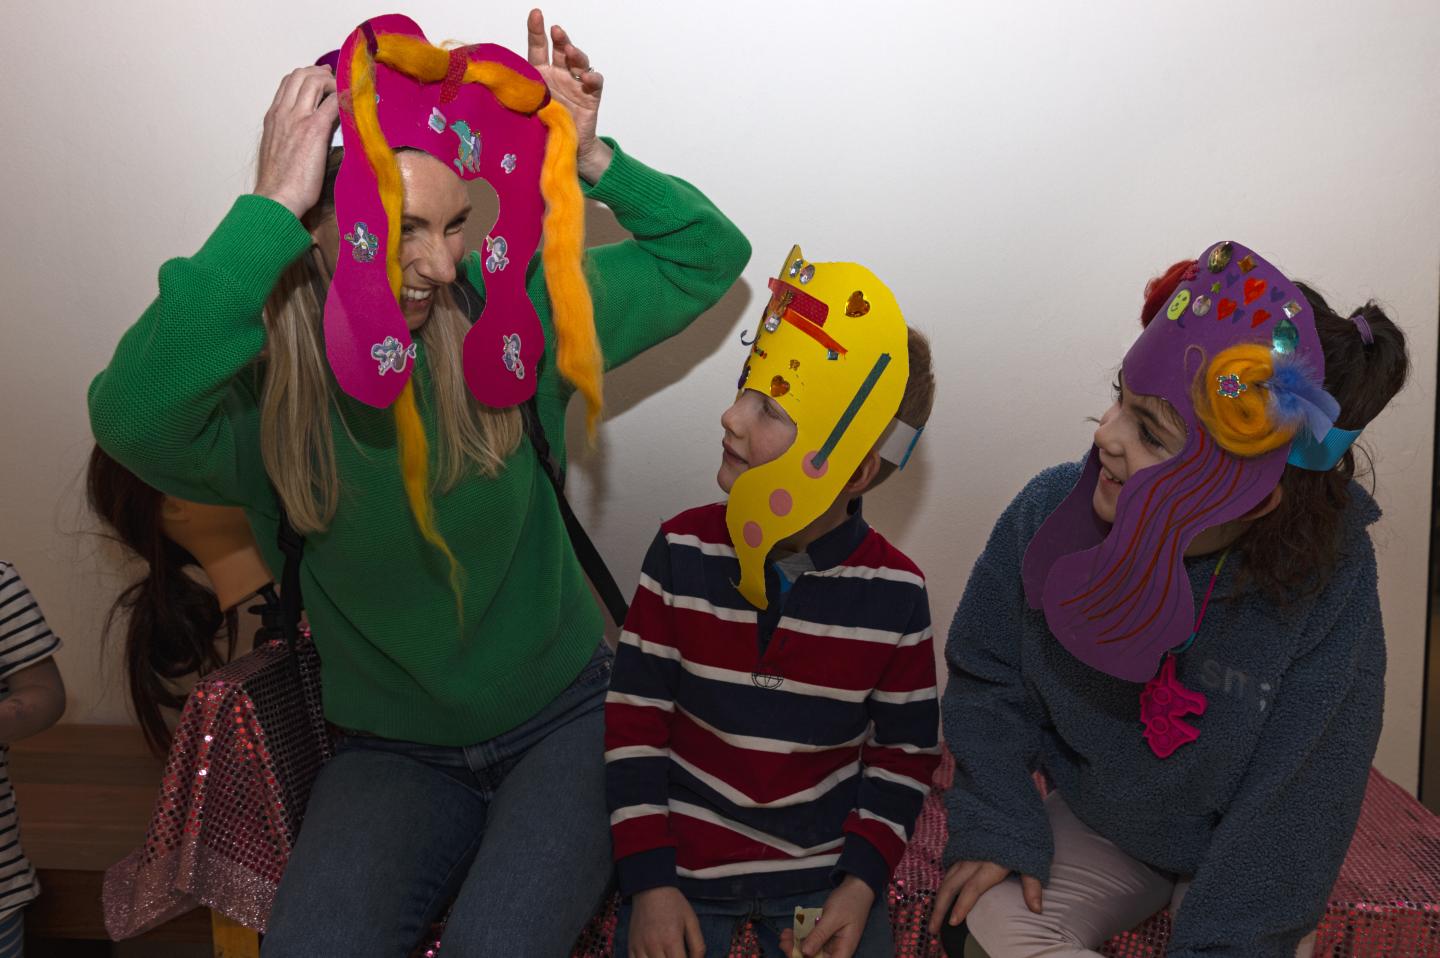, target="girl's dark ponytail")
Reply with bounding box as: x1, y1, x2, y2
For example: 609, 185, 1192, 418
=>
1235, 284, 1410, 602
86, 446, 238, 754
